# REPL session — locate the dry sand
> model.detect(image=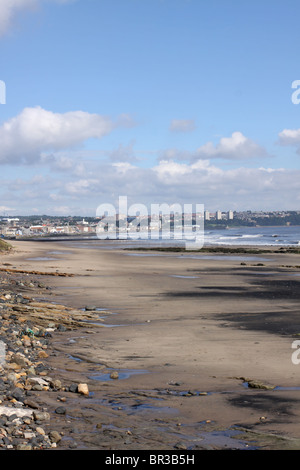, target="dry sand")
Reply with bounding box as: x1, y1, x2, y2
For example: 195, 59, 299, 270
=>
2, 238, 300, 450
